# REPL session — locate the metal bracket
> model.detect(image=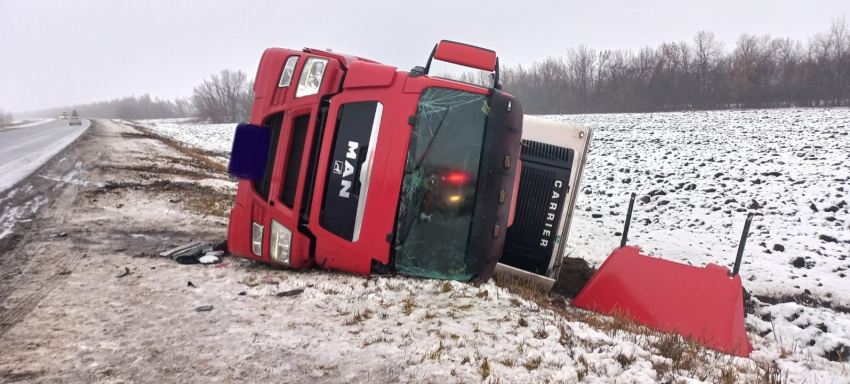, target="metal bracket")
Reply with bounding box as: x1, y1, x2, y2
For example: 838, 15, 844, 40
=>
731, 213, 754, 277
621, 192, 636, 248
